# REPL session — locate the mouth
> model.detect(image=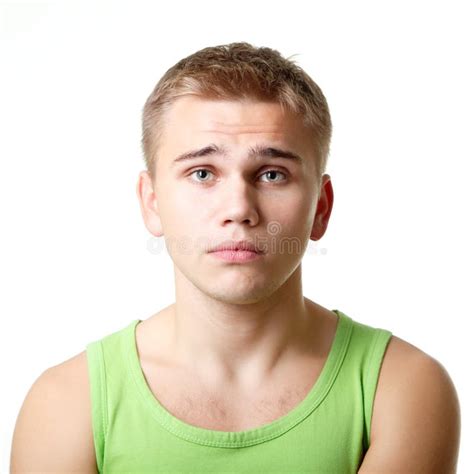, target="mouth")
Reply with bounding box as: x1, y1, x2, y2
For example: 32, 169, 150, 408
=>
208, 240, 263, 254
208, 248, 263, 263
